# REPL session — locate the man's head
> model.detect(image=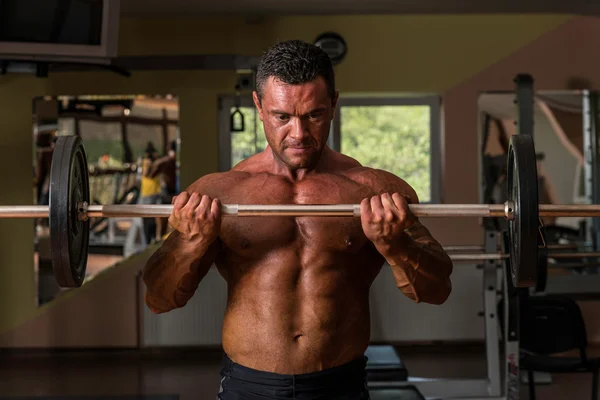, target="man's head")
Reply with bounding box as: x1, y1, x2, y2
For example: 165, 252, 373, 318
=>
253, 40, 339, 171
